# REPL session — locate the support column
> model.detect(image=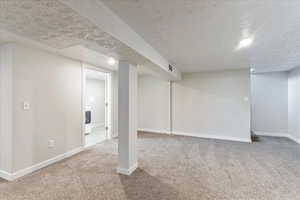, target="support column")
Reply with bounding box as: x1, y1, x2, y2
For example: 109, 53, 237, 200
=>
117, 62, 138, 175
0, 44, 14, 180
